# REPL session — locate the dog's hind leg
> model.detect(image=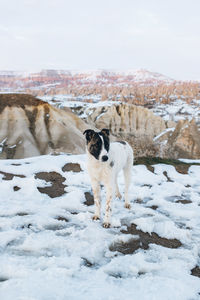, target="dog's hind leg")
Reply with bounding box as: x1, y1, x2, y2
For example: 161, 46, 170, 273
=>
123, 161, 132, 209
91, 179, 101, 220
